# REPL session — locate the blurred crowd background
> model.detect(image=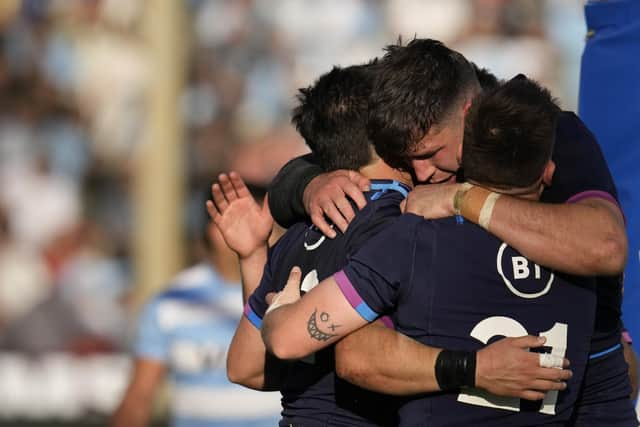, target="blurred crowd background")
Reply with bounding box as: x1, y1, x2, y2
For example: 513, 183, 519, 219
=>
0, 0, 588, 424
